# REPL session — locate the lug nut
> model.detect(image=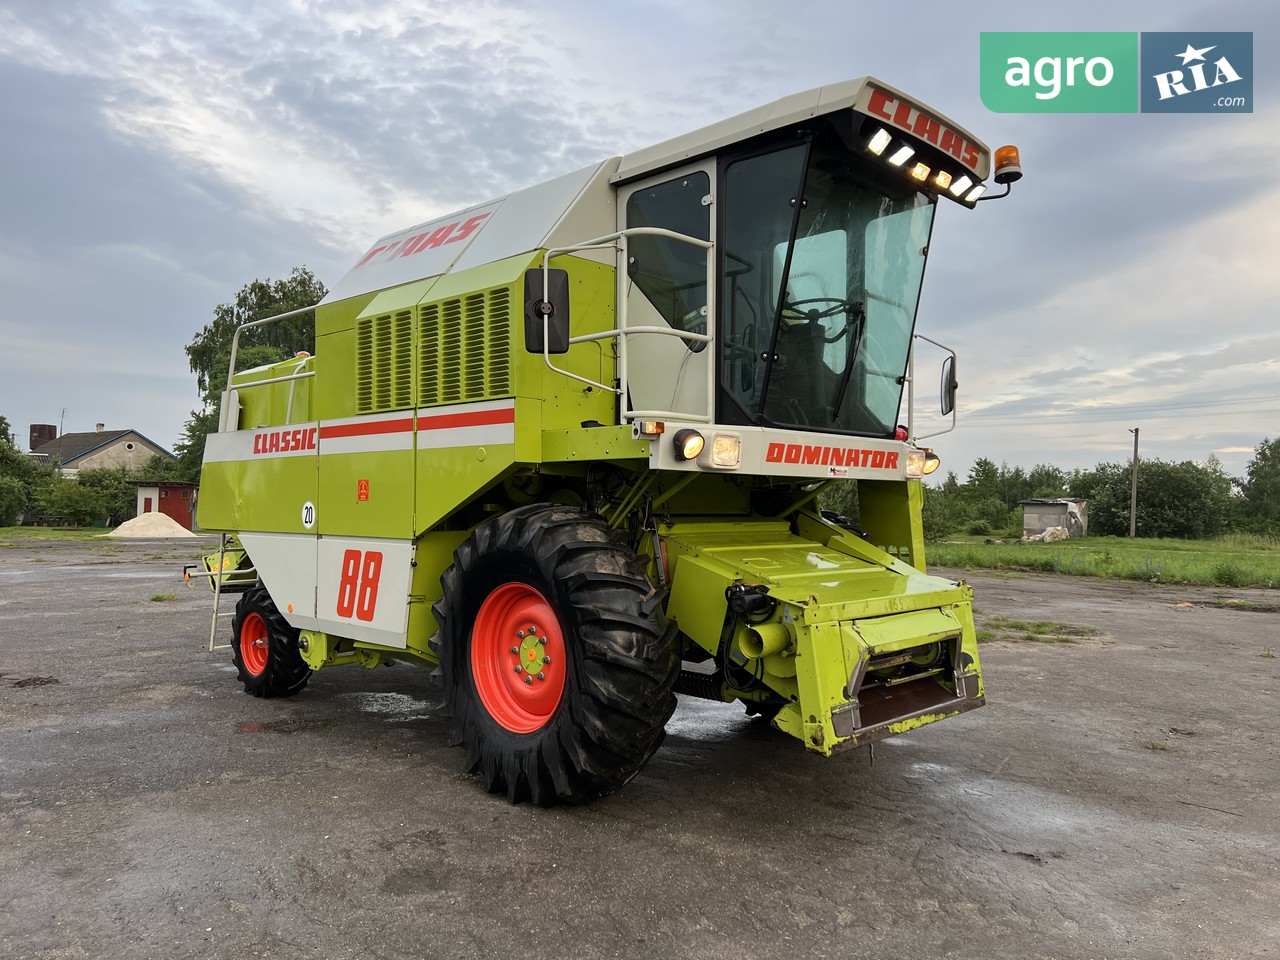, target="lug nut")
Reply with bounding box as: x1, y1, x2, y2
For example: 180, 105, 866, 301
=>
516, 630, 525, 639
537, 636, 547, 646
513, 666, 522, 674
523, 676, 533, 684
536, 672, 545, 681
542, 655, 551, 664
510, 646, 519, 654
528, 625, 537, 635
